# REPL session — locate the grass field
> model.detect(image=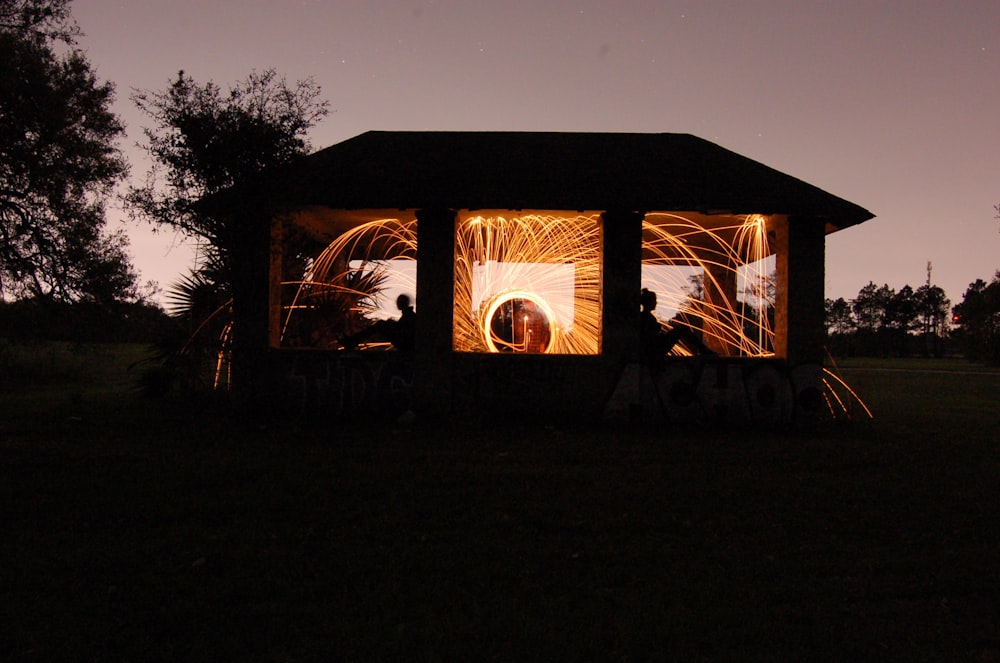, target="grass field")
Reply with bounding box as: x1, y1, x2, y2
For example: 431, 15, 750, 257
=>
2, 345, 999, 660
